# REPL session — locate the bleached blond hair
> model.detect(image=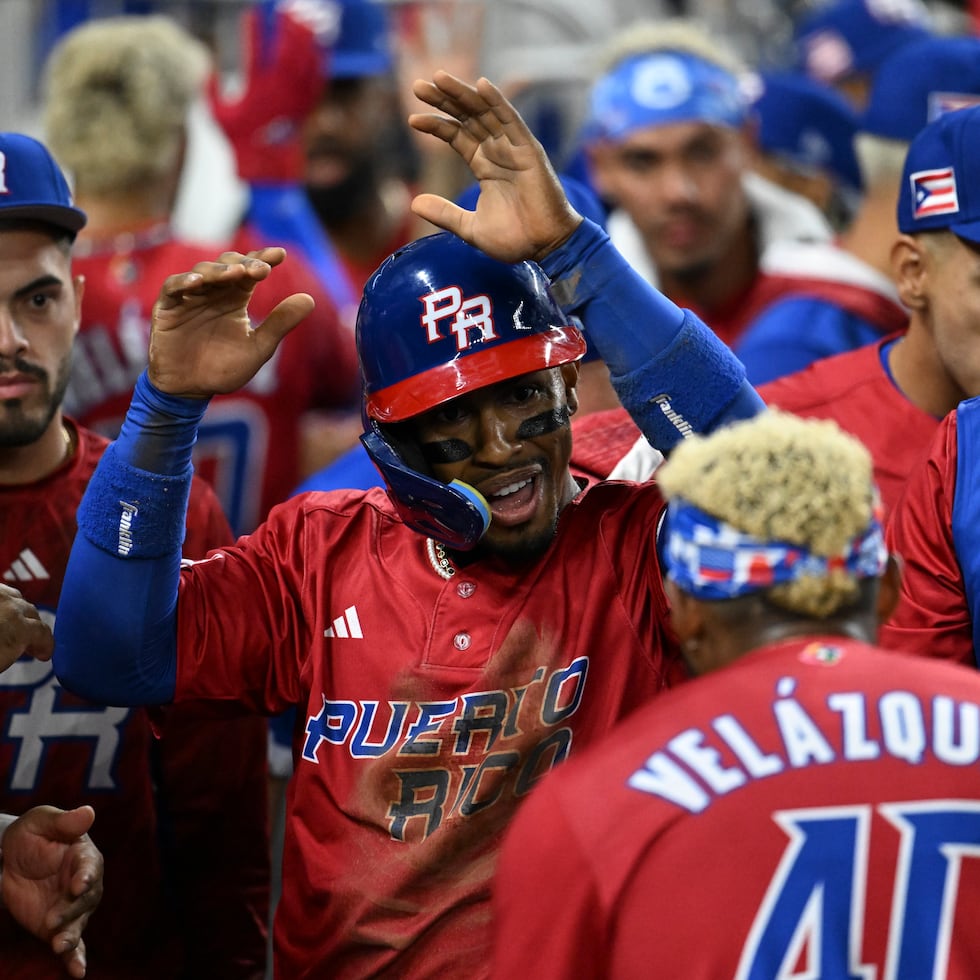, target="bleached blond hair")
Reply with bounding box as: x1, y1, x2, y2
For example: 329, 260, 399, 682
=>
656, 410, 878, 618
595, 19, 747, 81
42, 15, 210, 195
